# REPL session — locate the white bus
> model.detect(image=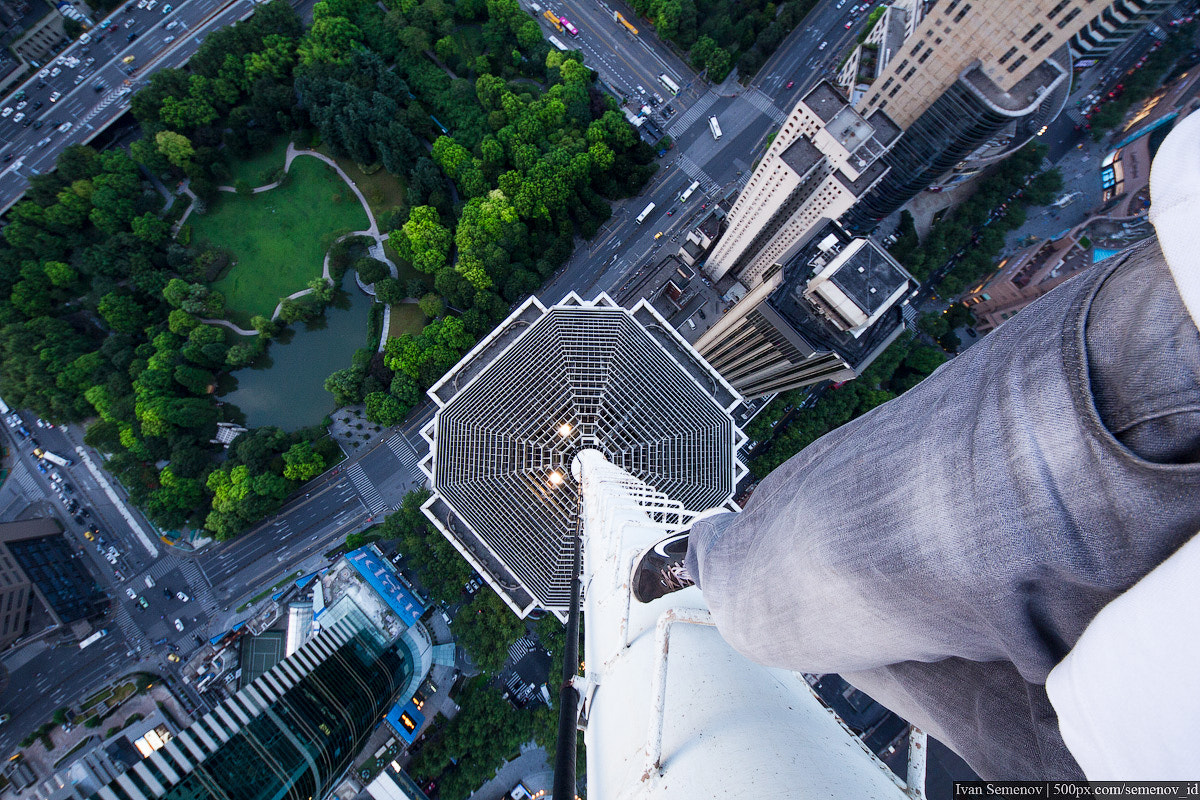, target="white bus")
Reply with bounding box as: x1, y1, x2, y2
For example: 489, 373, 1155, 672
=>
679, 180, 700, 202
548, 35, 569, 50
658, 73, 681, 95
635, 202, 656, 224
708, 115, 722, 140
79, 629, 108, 649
